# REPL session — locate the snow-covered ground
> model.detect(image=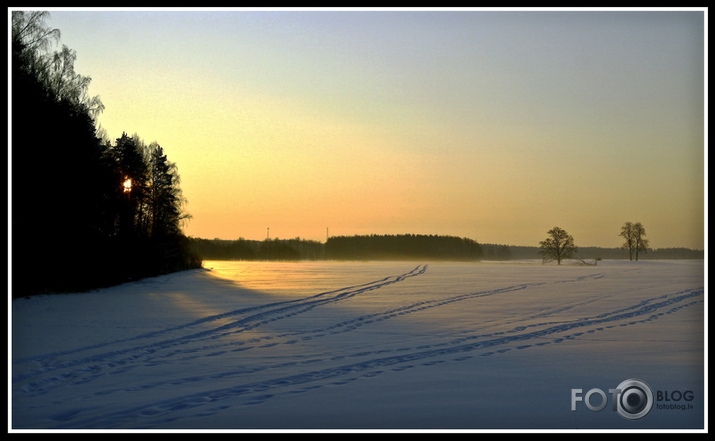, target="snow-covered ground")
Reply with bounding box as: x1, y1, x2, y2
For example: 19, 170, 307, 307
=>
10, 260, 706, 431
